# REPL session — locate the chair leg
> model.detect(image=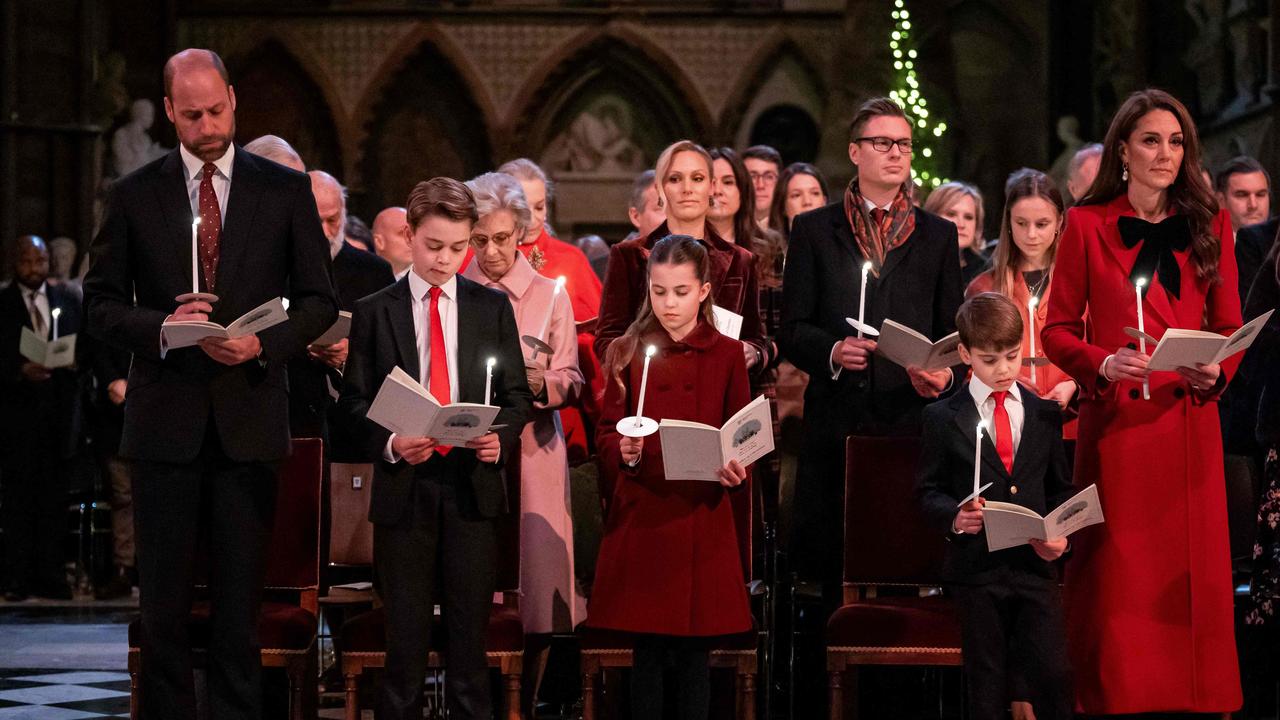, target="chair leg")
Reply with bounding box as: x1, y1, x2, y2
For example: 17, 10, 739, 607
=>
828, 669, 843, 720
344, 669, 360, 720
287, 659, 303, 720
503, 671, 521, 720
129, 659, 140, 720
738, 670, 756, 720
581, 667, 596, 720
